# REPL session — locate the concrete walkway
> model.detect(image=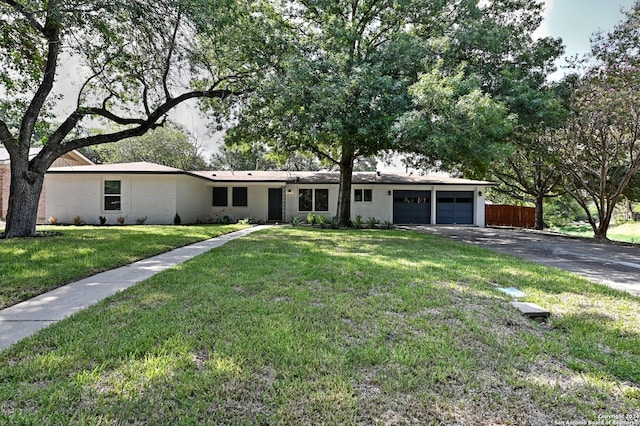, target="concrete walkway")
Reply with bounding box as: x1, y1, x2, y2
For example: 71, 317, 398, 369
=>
0, 225, 270, 351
